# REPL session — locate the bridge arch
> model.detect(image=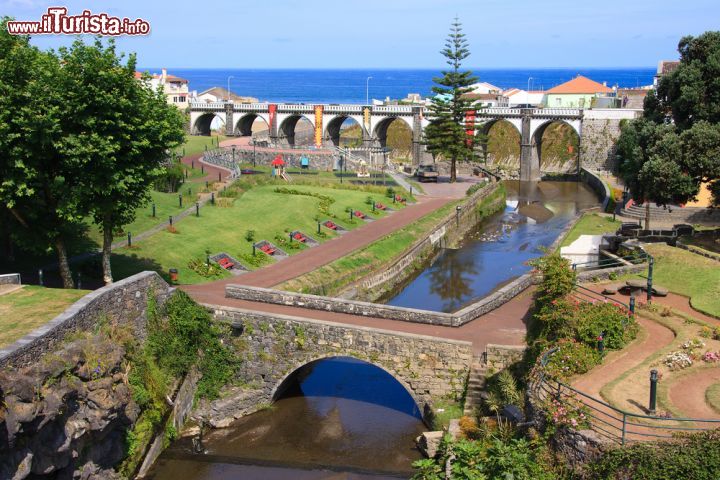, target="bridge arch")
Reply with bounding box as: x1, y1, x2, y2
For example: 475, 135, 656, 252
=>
271, 355, 426, 420
531, 119, 581, 173
235, 113, 269, 137
372, 116, 413, 152
192, 112, 225, 136
324, 116, 363, 148
479, 119, 522, 170
278, 114, 315, 147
